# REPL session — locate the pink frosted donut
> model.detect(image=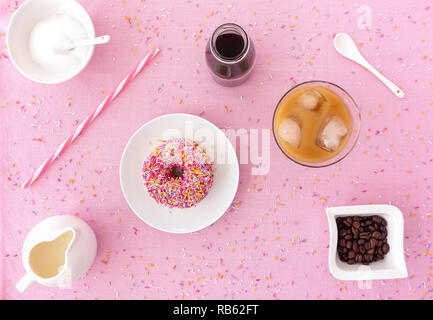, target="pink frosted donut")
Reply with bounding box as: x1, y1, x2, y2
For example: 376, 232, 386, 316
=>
141, 138, 214, 208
